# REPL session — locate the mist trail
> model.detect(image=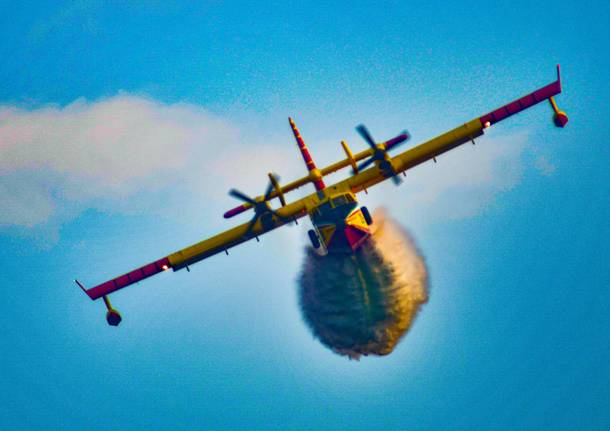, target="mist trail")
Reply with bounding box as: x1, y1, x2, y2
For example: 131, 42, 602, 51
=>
298, 209, 429, 359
